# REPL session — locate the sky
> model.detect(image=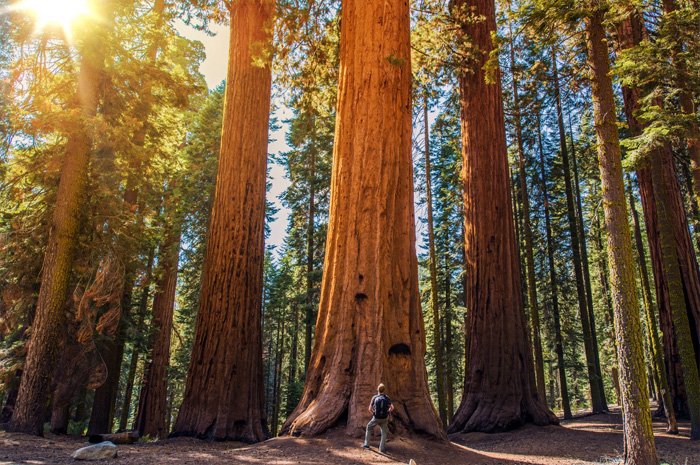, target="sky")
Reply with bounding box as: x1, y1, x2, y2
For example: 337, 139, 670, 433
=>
175, 21, 430, 256
176, 21, 293, 252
